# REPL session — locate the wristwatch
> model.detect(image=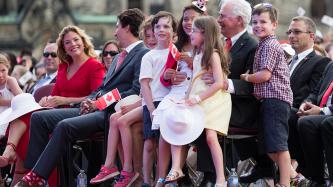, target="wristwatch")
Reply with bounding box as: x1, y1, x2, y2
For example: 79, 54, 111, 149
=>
320, 108, 325, 115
